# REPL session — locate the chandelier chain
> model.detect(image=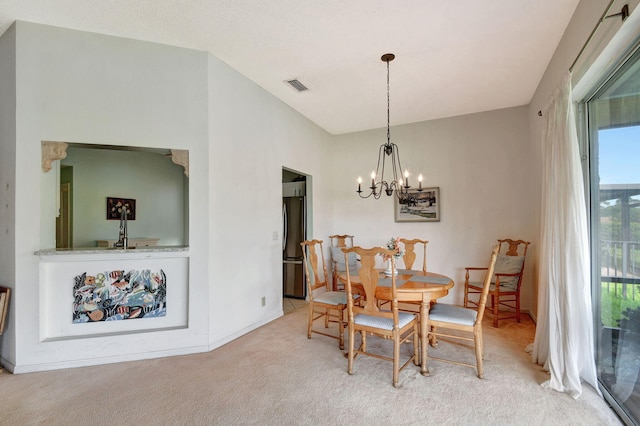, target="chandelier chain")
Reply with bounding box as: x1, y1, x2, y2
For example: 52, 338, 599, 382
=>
387, 58, 391, 146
